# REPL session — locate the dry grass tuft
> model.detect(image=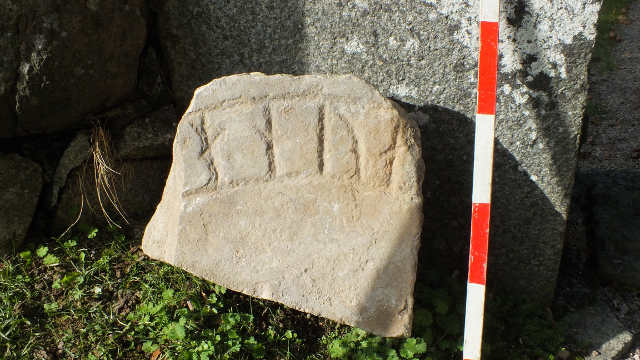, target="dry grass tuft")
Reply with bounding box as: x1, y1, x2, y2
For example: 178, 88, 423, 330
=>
90, 125, 129, 228
59, 124, 130, 238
